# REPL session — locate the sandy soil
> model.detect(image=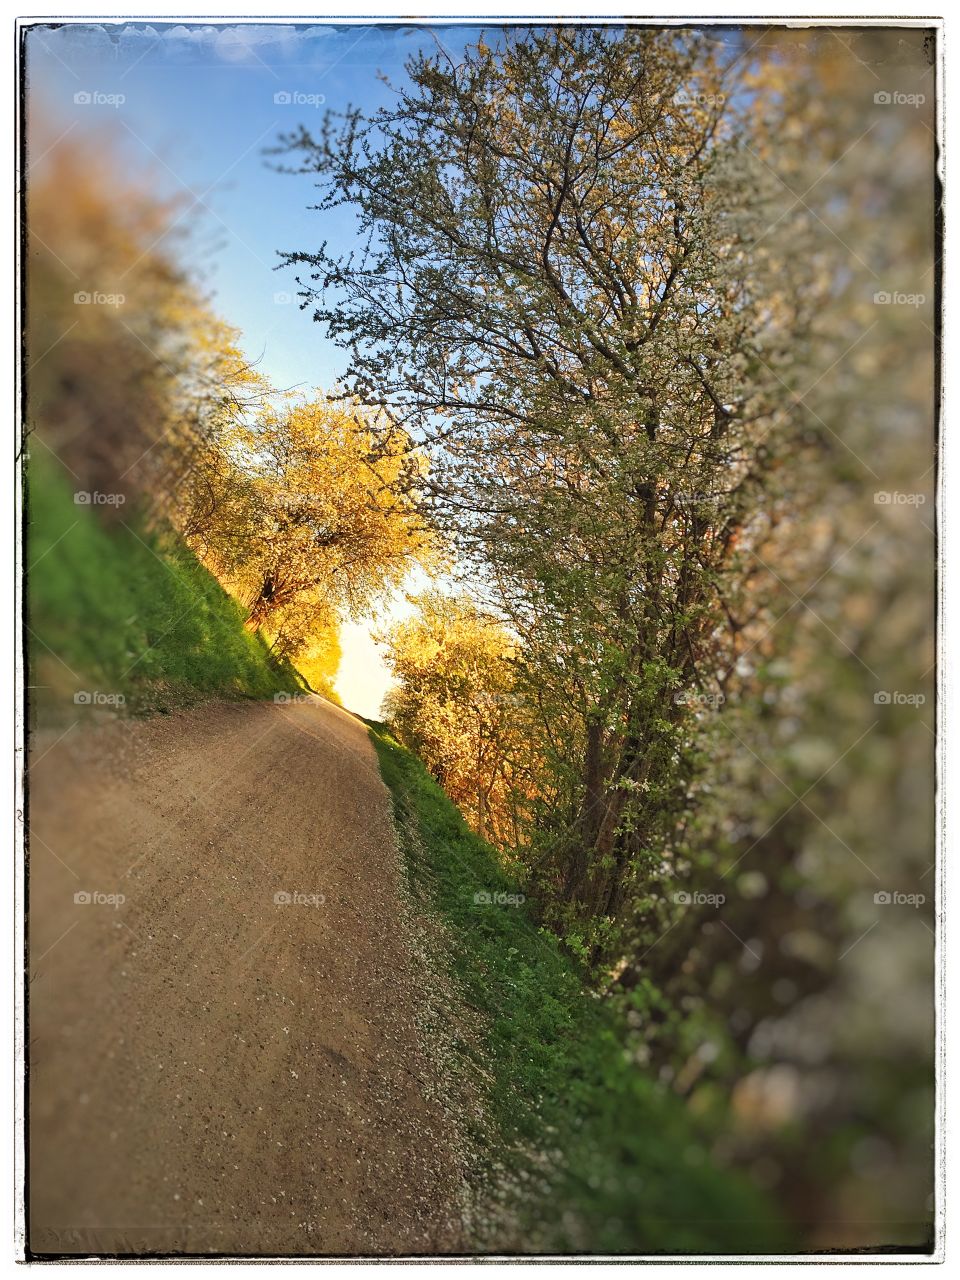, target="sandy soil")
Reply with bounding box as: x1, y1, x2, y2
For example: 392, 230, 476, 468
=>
27, 695, 466, 1257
